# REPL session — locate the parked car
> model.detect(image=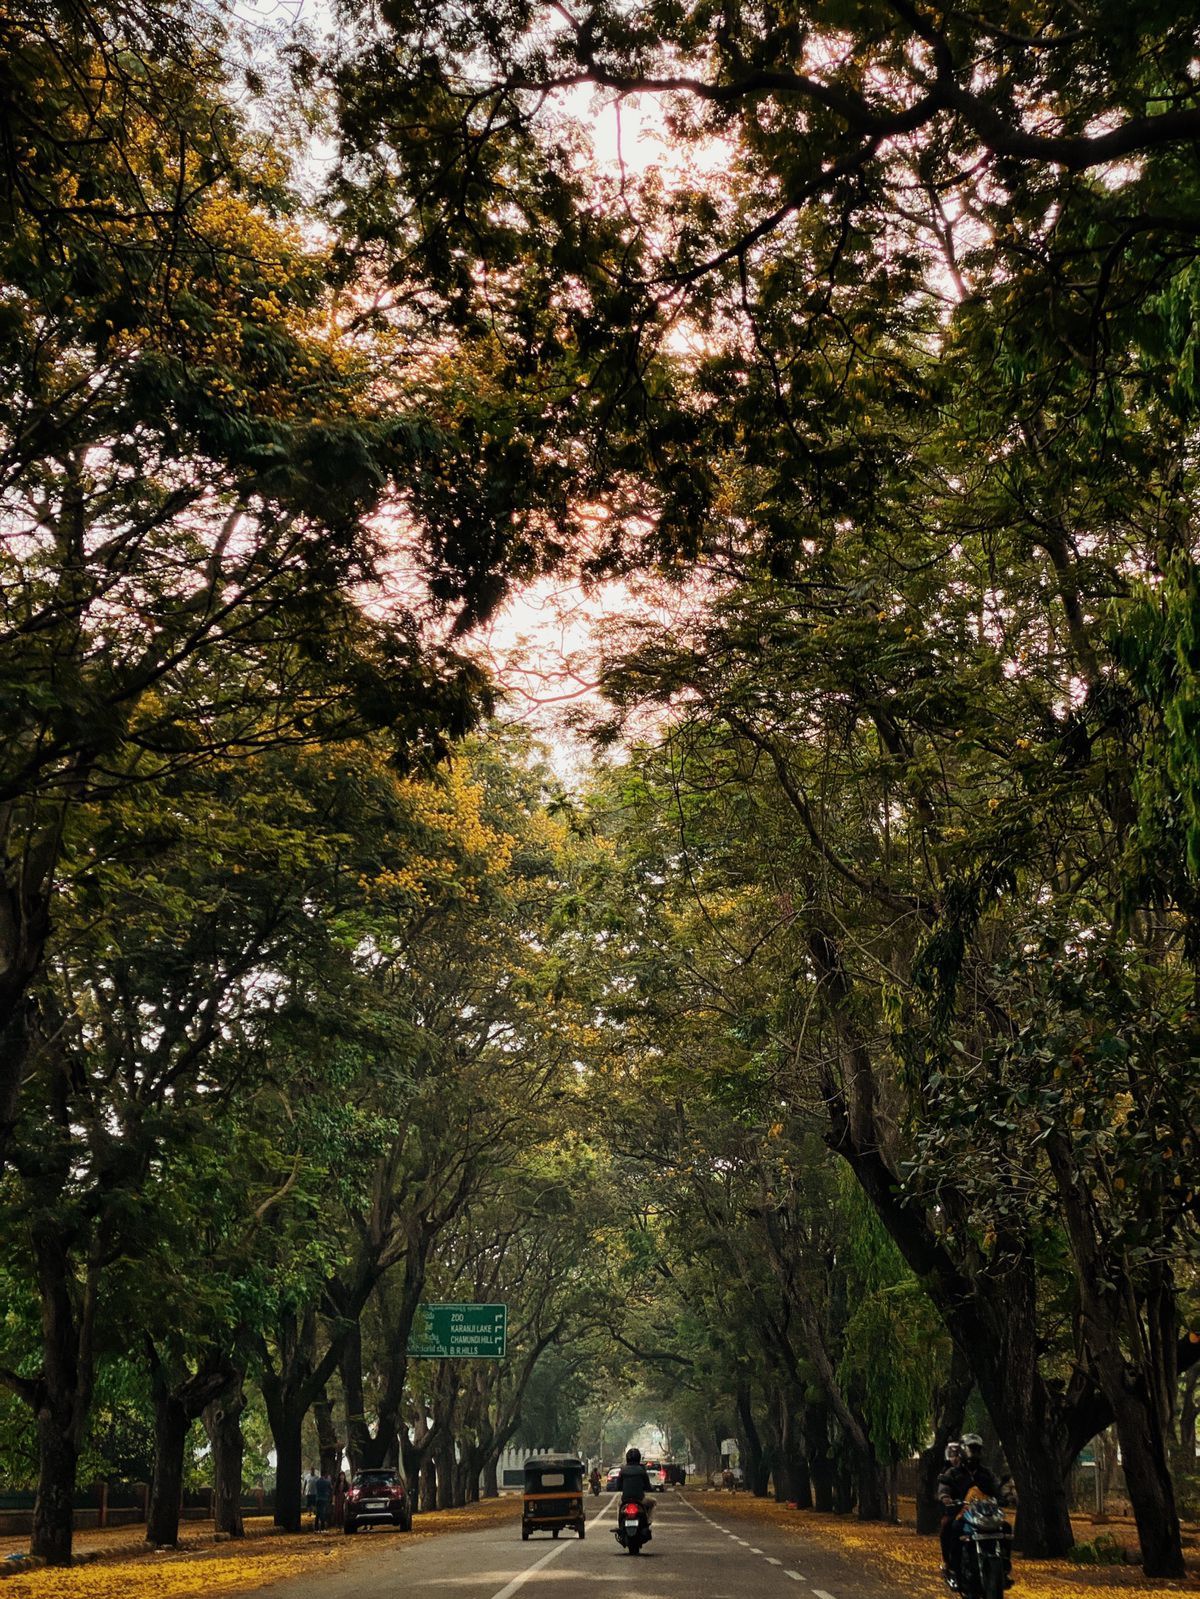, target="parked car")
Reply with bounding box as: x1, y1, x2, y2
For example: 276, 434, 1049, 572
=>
604, 1466, 622, 1491
344, 1469, 412, 1533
